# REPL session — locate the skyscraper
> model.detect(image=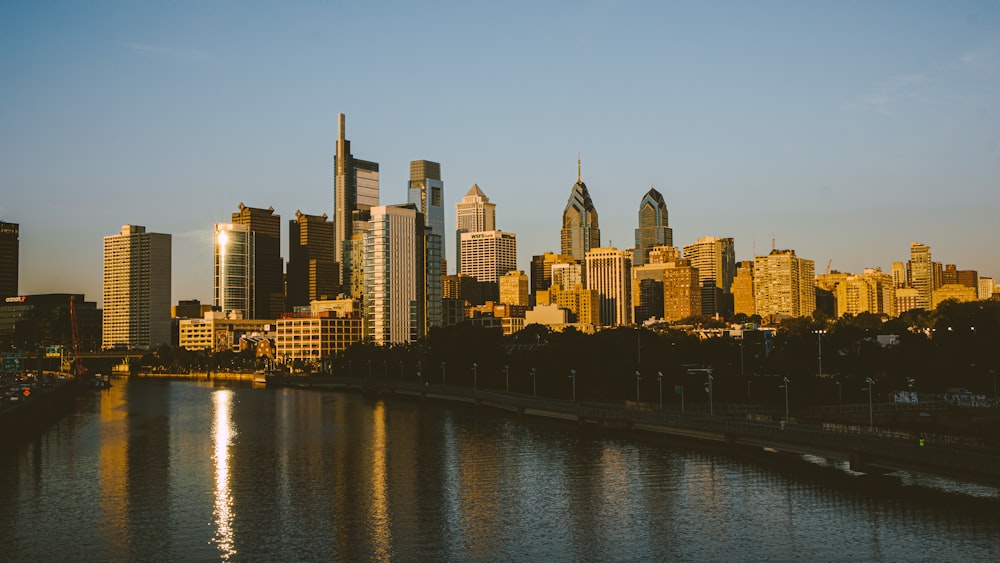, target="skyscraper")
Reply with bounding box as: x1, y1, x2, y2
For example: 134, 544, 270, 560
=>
908, 242, 933, 310
102, 225, 171, 350
683, 236, 736, 317
499, 270, 529, 307
732, 260, 755, 317
408, 160, 445, 273
753, 249, 816, 319
333, 113, 379, 291
585, 247, 632, 326
459, 231, 517, 284
364, 205, 425, 345
0, 221, 17, 297
663, 259, 701, 322
455, 184, 496, 271
561, 158, 600, 262
214, 223, 253, 320
633, 187, 672, 266
232, 203, 283, 319
287, 211, 337, 309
